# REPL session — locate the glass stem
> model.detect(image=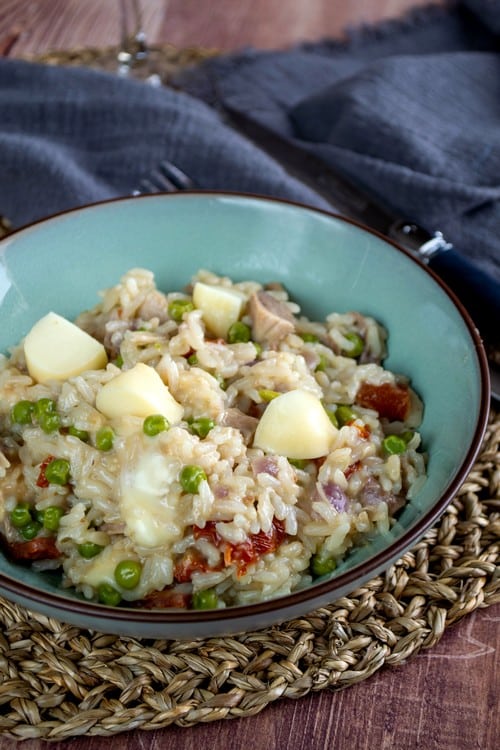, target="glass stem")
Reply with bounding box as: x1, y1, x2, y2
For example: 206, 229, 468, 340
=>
118, 0, 148, 72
